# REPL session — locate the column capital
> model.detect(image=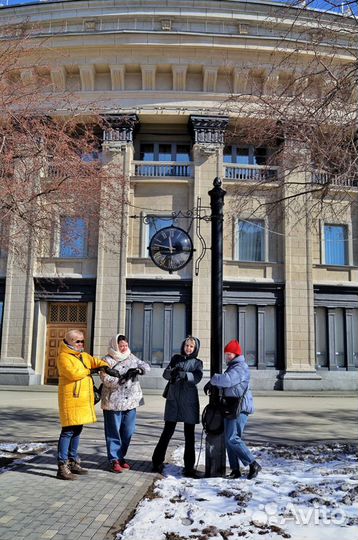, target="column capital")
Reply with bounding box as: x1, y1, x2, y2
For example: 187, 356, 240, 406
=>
189, 115, 229, 151
102, 114, 139, 151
